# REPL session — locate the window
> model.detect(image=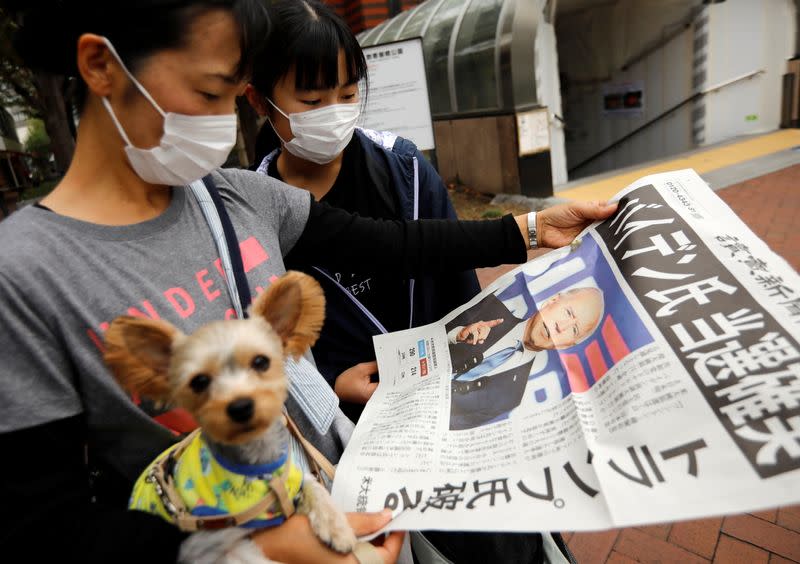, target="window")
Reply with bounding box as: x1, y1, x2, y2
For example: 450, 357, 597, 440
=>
398, 0, 444, 40
422, 0, 464, 115
375, 8, 413, 43
453, 0, 504, 112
